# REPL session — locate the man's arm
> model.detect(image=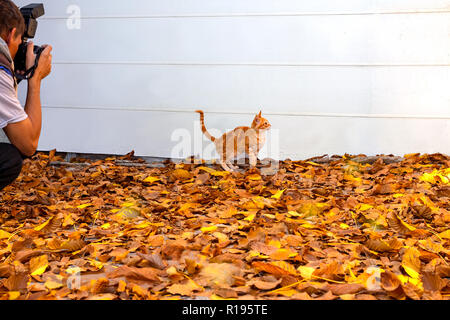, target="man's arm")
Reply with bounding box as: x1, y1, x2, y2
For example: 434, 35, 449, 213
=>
3, 43, 52, 157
